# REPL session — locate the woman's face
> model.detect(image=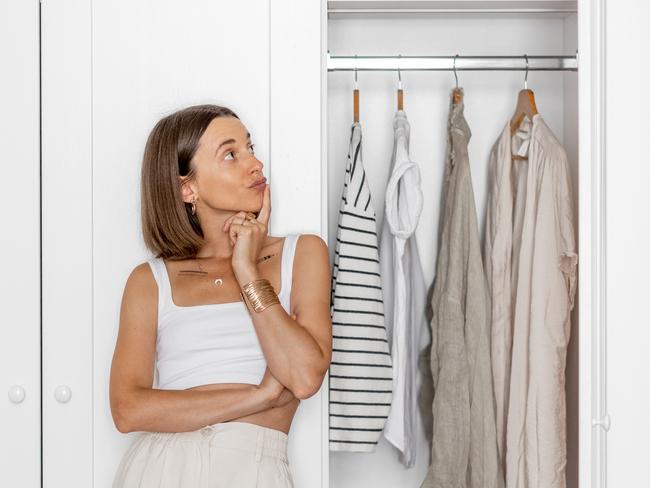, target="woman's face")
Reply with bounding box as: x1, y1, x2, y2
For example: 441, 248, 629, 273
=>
183, 116, 266, 214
